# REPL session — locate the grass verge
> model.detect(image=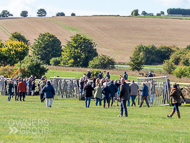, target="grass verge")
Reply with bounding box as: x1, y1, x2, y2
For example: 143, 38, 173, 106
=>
0, 96, 190, 143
